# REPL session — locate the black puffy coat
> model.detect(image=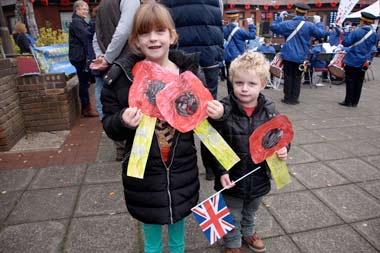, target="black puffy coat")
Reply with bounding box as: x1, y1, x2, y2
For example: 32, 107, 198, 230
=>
207, 94, 280, 200
101, 50, 203, 224
161, 0, 224, 67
